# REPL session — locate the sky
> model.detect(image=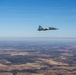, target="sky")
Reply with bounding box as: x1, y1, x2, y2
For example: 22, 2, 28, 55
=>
0, 0, 76, 38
